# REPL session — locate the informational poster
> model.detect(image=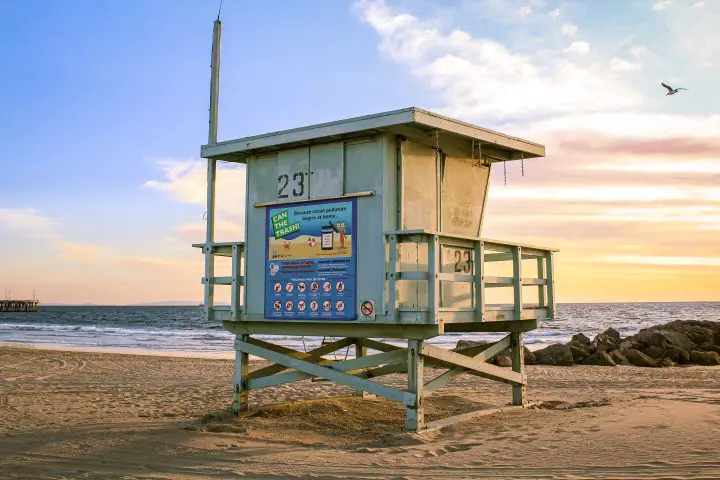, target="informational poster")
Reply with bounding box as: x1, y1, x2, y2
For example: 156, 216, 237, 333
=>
264, 198, 357, 320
